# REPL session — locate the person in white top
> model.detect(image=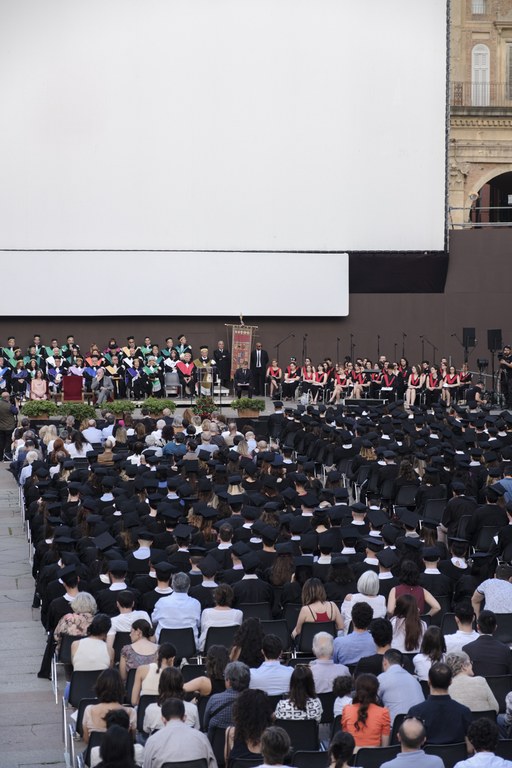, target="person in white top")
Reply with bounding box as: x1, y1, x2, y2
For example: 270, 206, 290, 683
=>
472, 564, 512, 617
341, 571, 387, 631
444, 602, 480, 654
71, 614, 114, 671
81, 419, 104, 444
107, 591, 151, 649
198, 583, 243, 652
453, 717, 510, 768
